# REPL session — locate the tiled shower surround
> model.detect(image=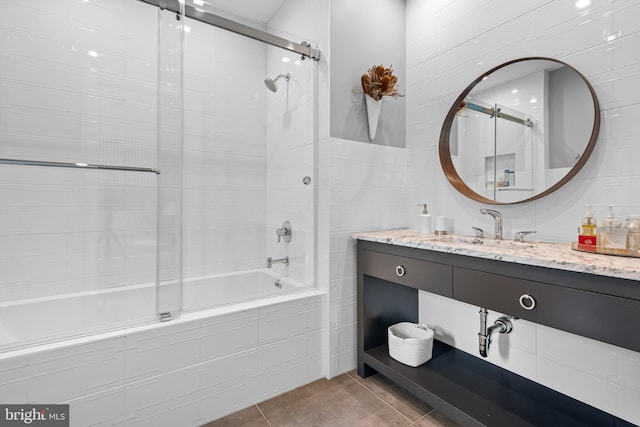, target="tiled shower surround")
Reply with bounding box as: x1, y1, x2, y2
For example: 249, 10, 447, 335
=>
0, 0, 322, 425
